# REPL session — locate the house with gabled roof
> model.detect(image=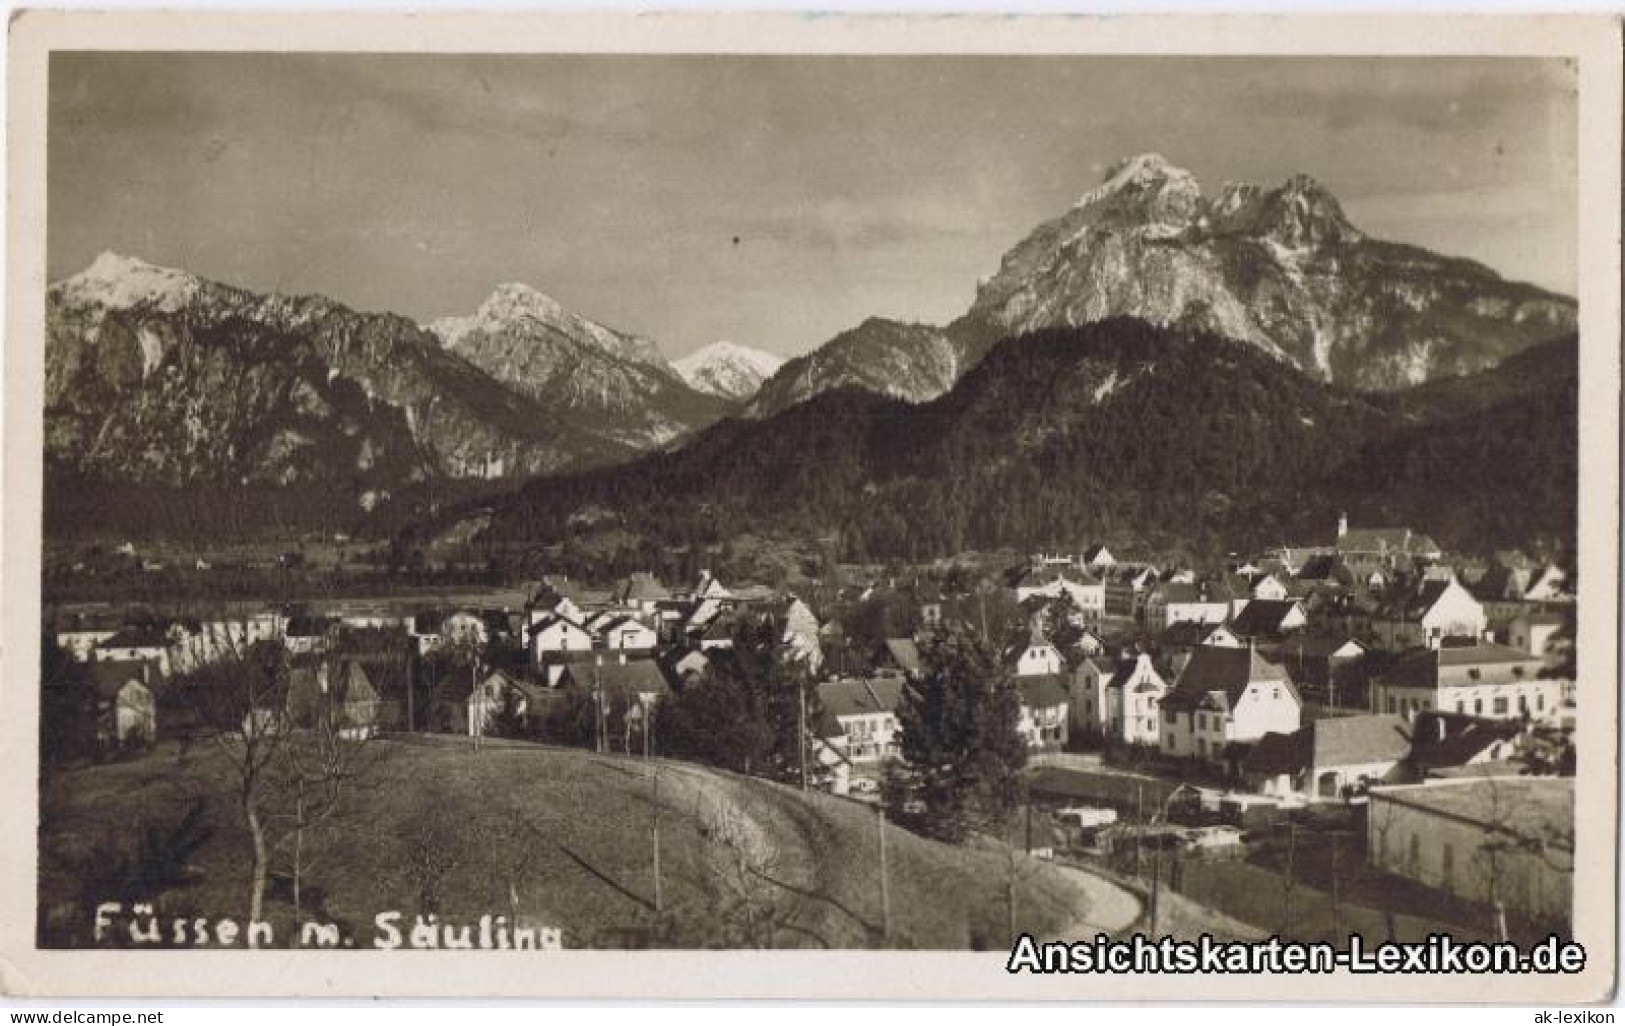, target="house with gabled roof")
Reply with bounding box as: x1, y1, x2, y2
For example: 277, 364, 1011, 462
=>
1159, 646, 1301, 767
1335, 515, 1442, 577
1082, 544, 1116, 571
1407, 711, 1526, 777
1004, 624, 1065, 678
1371, 574, 1487, 652
1103, 650, 1170, 747
1229, 599, 1308, 641
812, 677, 906, 790
780, 598, 823, 672
880, 638, 924, 679
599, 615, 658, 652
528, 613, 595, 664
1240, 712, 1412, 803
87, 658, 158, 748
1016, 674, 1070, 750
1014, 566, 1105, 621
1144, 580, 1231, 633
